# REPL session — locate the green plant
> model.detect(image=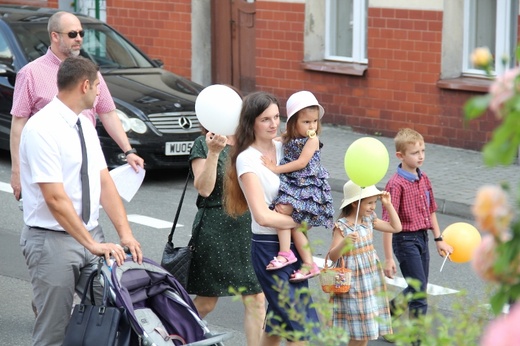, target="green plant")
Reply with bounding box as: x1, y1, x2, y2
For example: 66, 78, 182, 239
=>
229, 228, 494, 345
229, 278, 350, 344
464, 46, 520, 167
462, 46, 520, 315
385, 279, 489, 346
462, 46, 520, 345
